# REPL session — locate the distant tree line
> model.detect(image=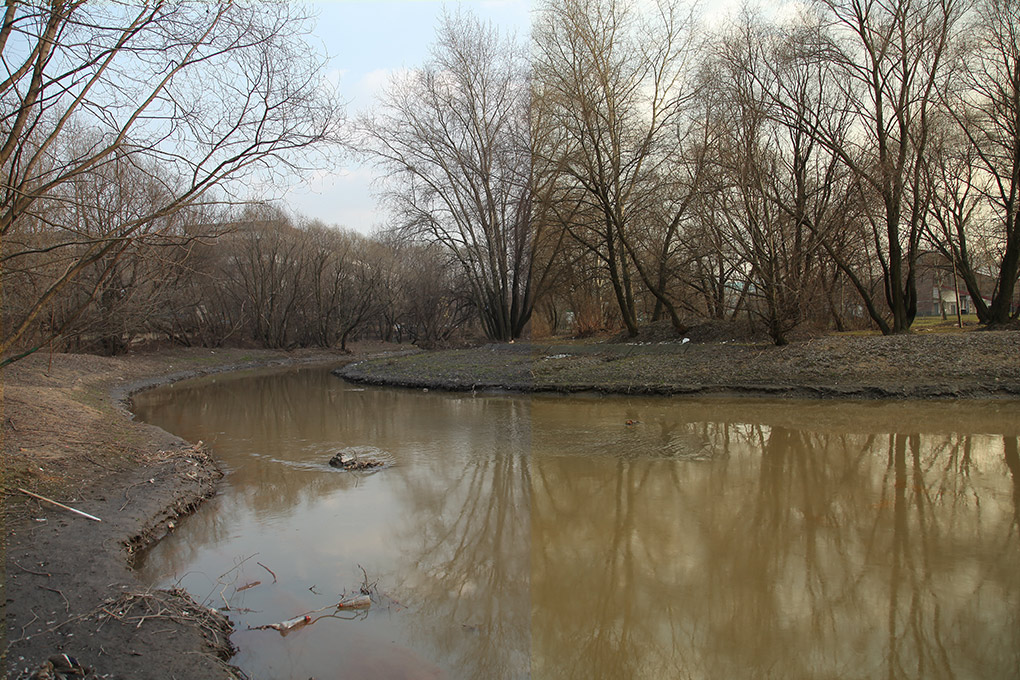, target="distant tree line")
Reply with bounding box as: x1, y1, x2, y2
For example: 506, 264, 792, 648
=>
3, 0, 1019, 363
